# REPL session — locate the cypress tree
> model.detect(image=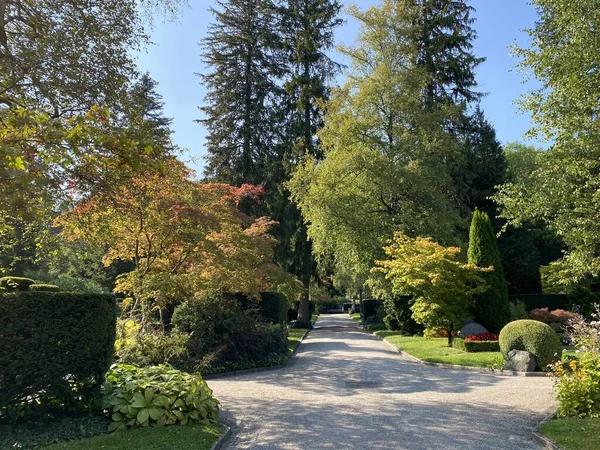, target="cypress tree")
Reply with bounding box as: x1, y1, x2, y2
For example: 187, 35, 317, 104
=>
468, 209, 511, 332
